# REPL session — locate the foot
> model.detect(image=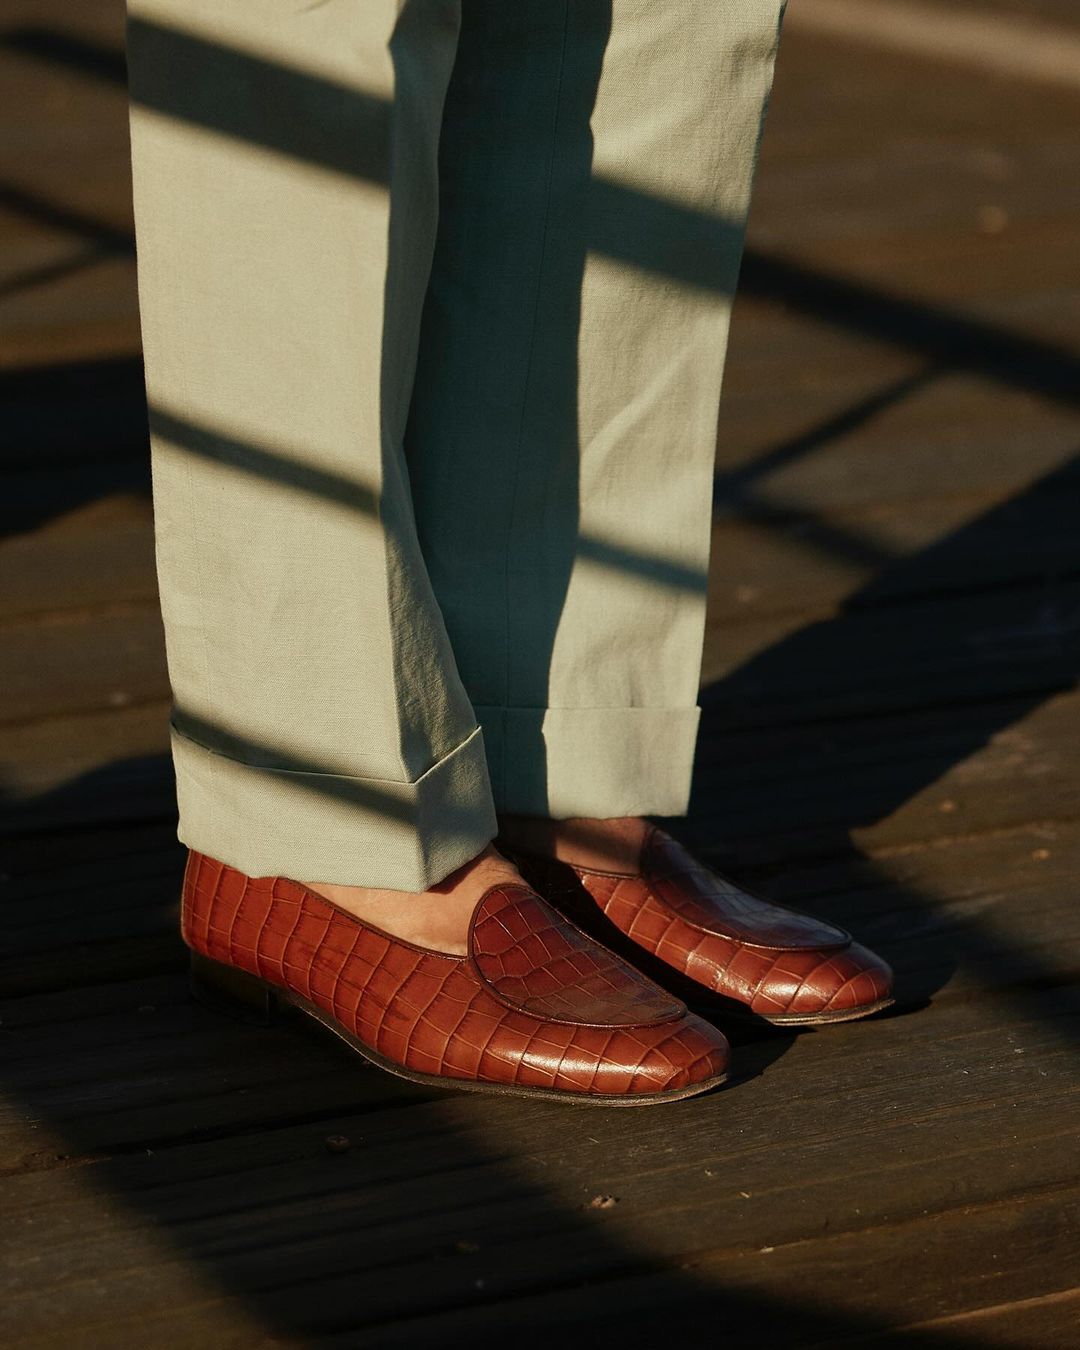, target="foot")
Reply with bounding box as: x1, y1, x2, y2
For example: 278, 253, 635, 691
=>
502, 819, 894, 1026
300, 844, 523, 955
182, 850, 731, 1105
